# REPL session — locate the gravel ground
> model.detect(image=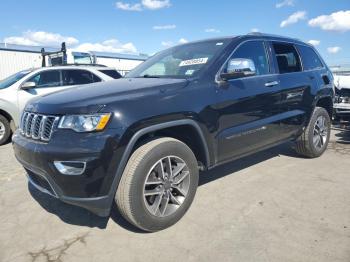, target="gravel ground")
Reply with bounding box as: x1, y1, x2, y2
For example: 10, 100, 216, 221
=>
0, 125, 349, 262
